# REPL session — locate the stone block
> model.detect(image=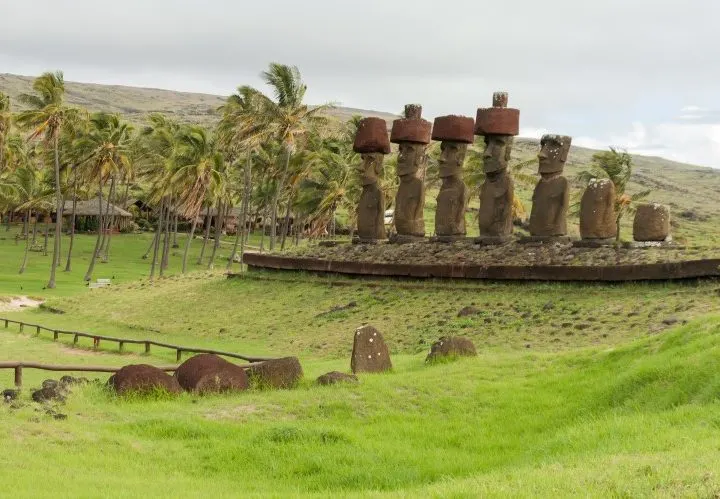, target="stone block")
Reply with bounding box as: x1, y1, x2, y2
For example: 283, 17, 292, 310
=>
353, 117, 391, 154
431, 115, 475, 143
351, 325, 392, 373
